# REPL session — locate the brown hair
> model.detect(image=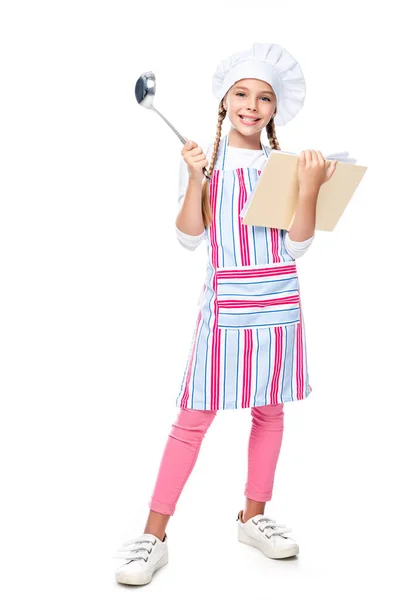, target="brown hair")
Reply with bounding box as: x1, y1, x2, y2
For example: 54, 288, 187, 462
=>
201, 104, 281, 229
